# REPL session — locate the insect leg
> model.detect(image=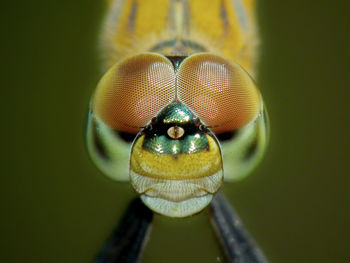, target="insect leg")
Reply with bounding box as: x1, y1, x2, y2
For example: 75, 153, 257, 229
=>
209, 192, 269, 263
94, 198, 153, 263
